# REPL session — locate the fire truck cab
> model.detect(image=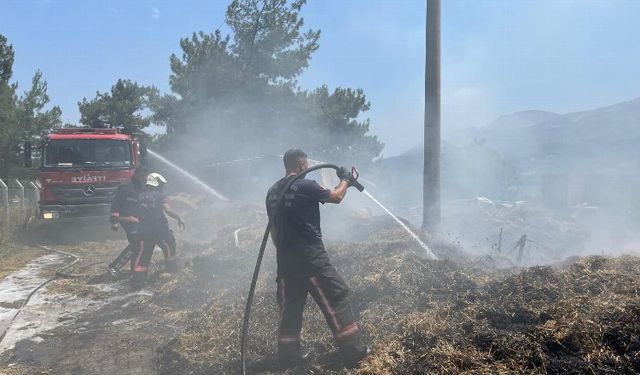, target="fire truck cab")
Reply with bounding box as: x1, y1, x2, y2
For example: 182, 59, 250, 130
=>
38, 128, 144, 219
